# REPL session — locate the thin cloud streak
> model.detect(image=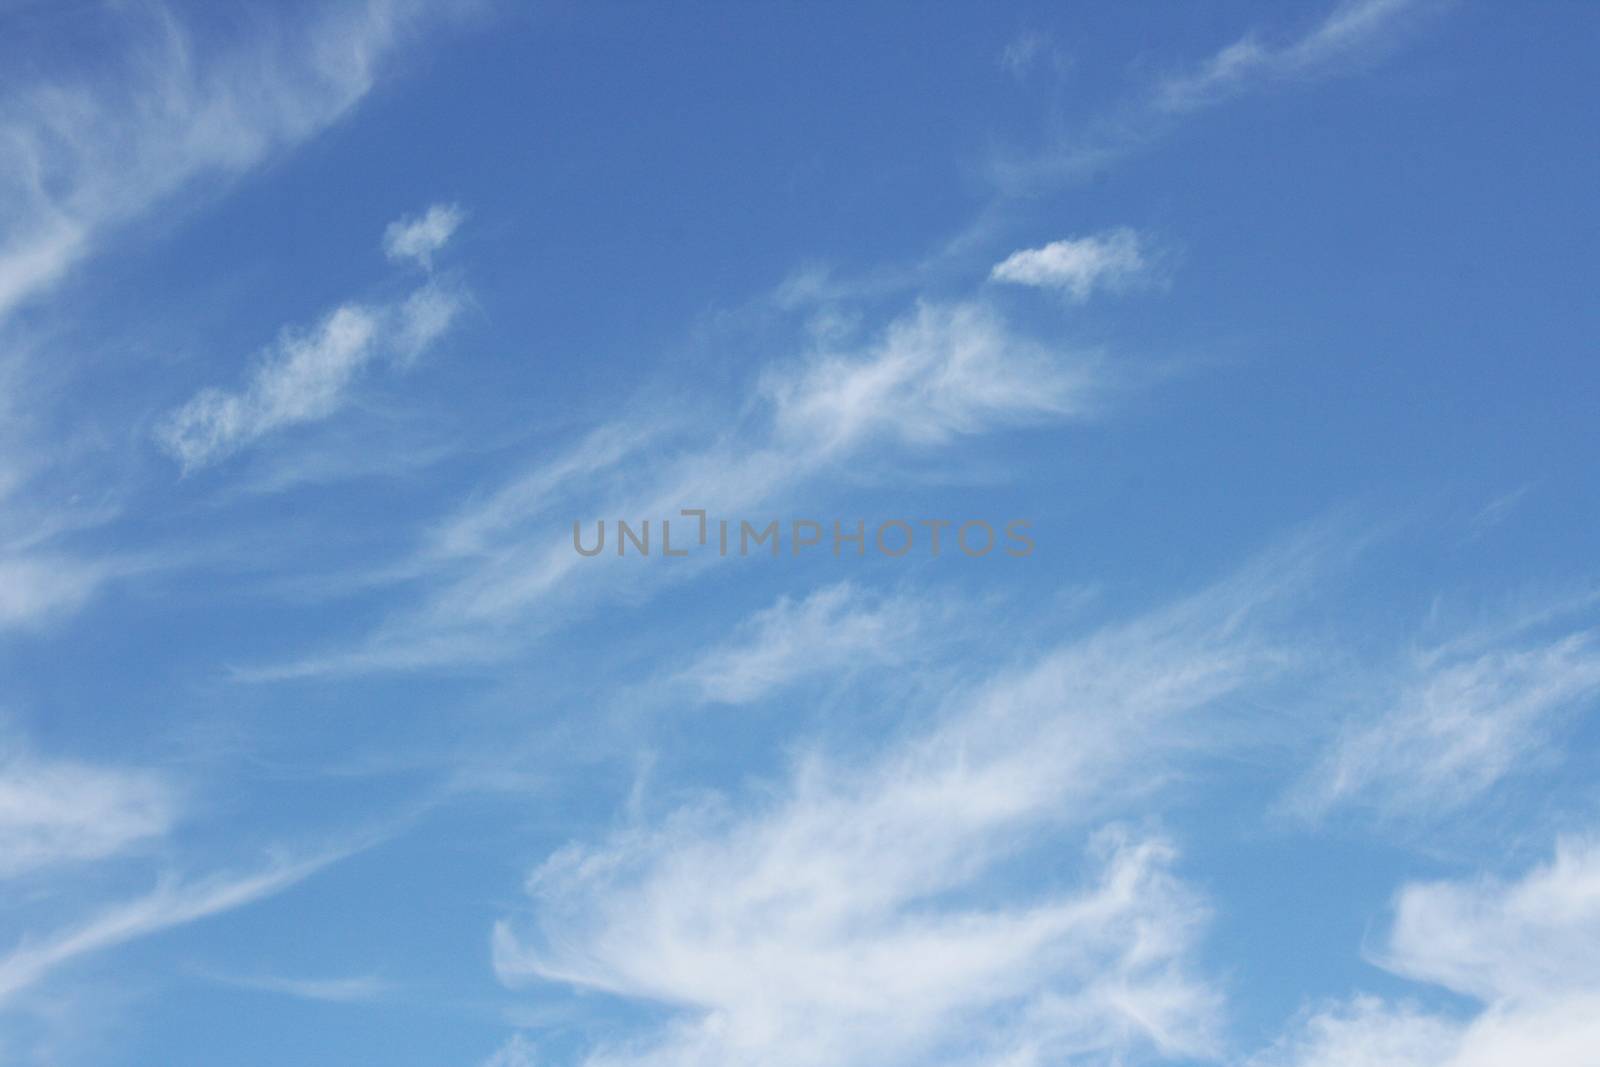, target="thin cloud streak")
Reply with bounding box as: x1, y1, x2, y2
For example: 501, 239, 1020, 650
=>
993, 0, 1435, 191
195, 969, 394, 1004
0, 849, 347, 1005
